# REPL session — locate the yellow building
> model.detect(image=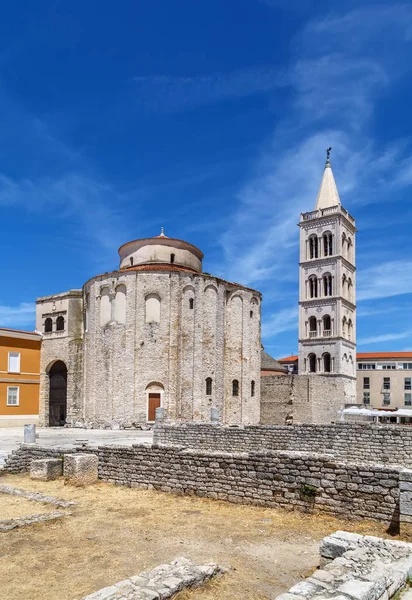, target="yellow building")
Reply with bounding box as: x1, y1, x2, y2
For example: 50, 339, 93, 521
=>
0, 327, 41, 427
